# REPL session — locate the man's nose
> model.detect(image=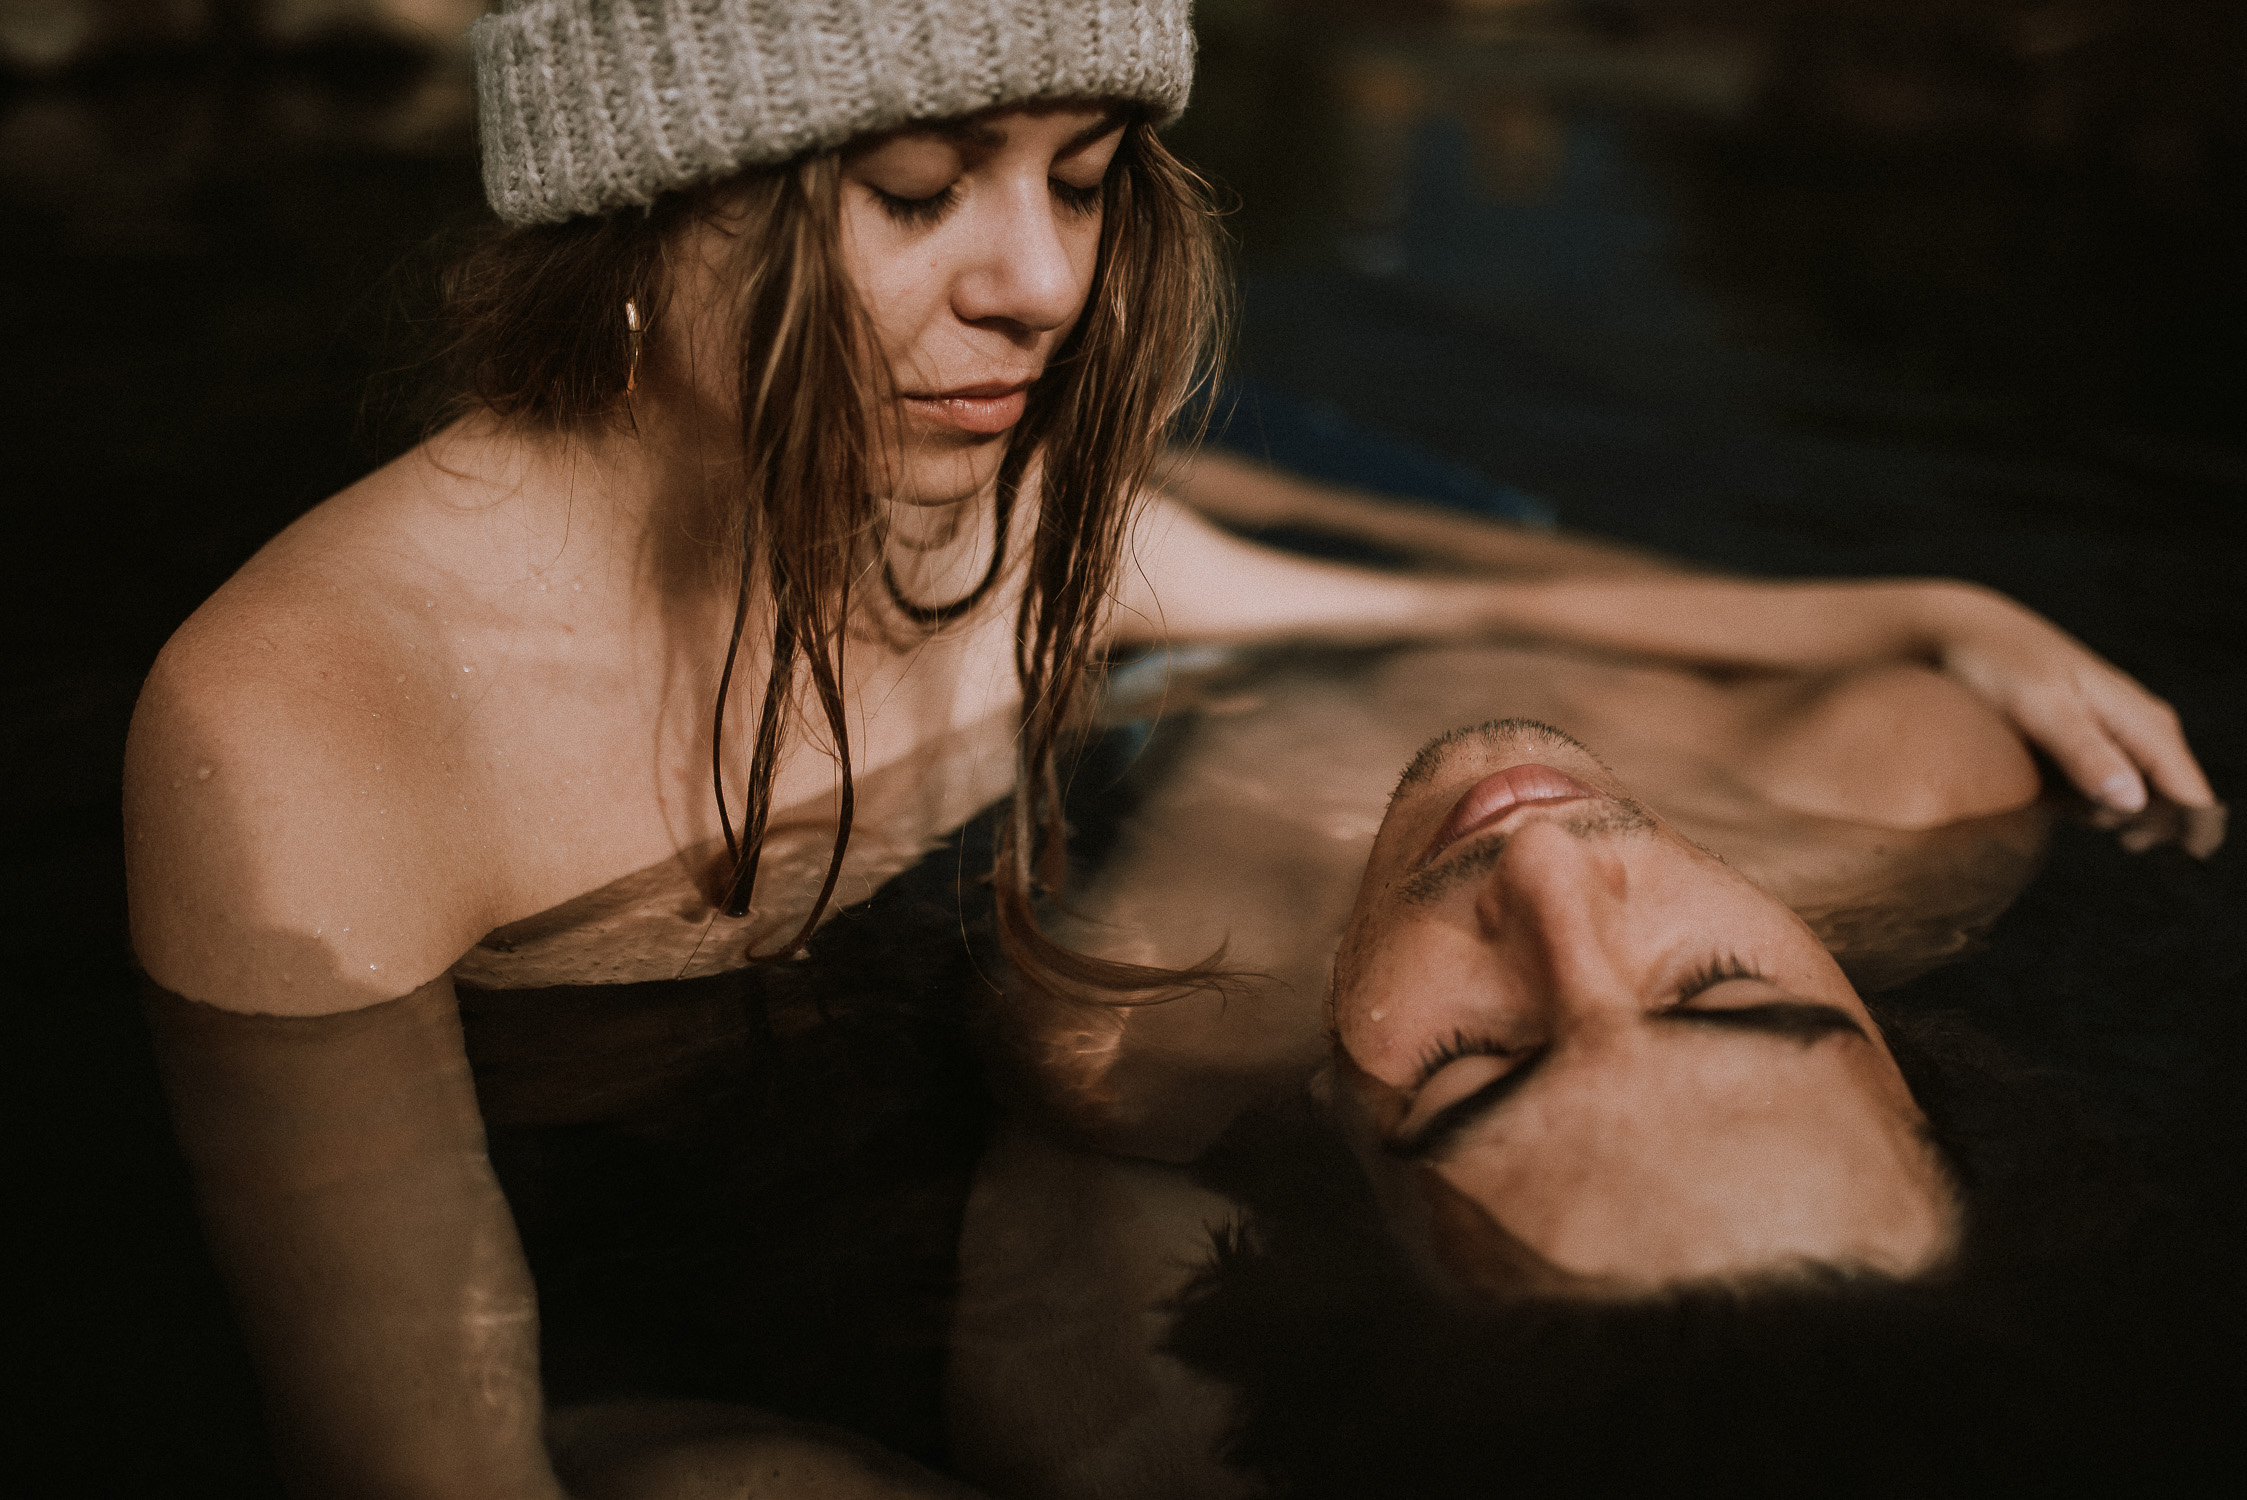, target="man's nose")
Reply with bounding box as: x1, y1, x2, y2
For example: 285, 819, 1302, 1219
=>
950, 176, 1084, 336
1471, 817, 1640, 1025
